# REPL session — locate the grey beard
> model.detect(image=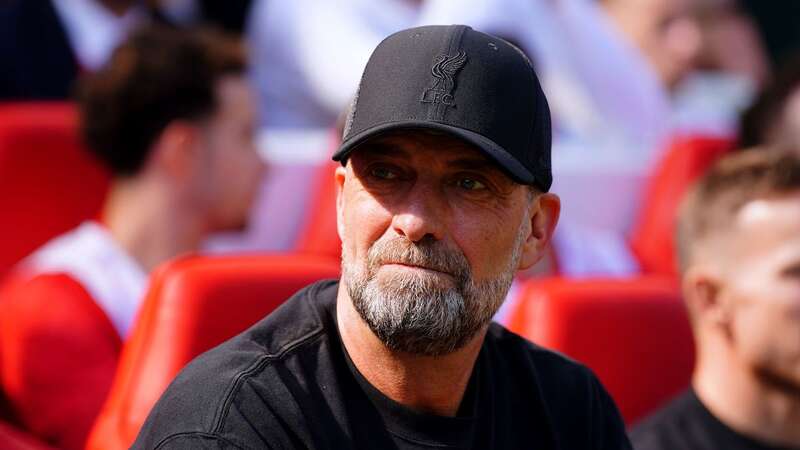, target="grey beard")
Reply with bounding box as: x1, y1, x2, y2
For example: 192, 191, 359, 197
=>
342, 229, 525, 356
